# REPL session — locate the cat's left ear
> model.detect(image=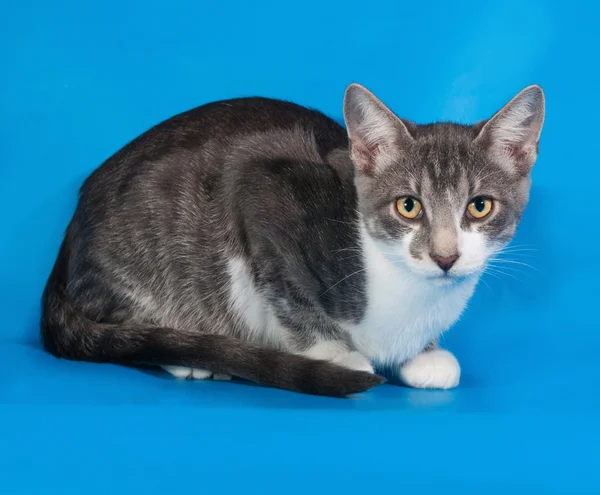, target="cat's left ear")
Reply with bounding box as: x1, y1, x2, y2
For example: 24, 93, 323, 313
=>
343, 84, 414, 175
475, 85, 545, 175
